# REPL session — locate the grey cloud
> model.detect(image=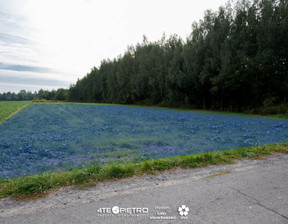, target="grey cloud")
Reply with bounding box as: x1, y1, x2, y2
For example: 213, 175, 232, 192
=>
0, 63, 53, 73
0, 74, 70, 87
